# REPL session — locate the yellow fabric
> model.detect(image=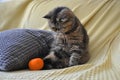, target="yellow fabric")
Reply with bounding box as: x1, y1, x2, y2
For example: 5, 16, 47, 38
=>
0, 0, 120, 80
